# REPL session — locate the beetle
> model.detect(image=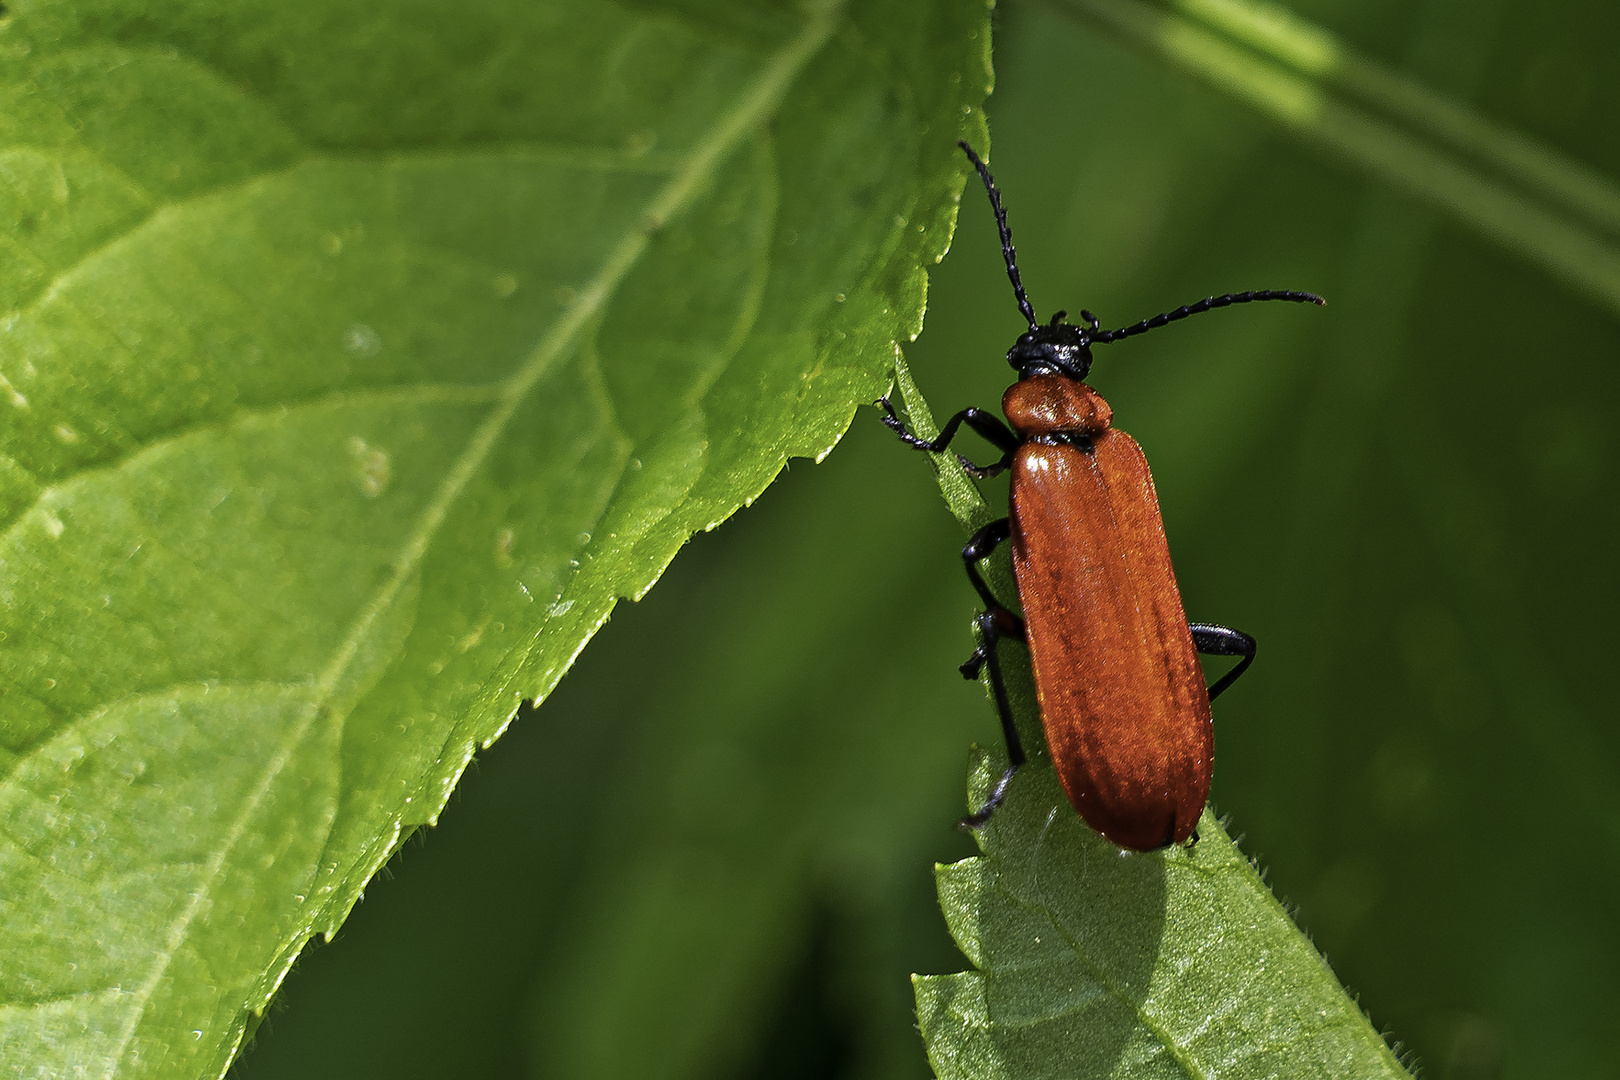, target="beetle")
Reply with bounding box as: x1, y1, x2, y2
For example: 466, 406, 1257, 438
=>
882, 142, 1323, 851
